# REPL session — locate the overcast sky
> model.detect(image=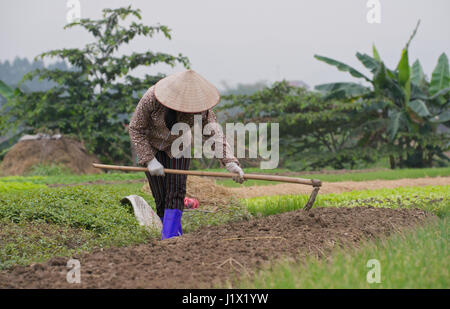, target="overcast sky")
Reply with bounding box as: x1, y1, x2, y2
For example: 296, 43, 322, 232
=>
1, 0, 449, 90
